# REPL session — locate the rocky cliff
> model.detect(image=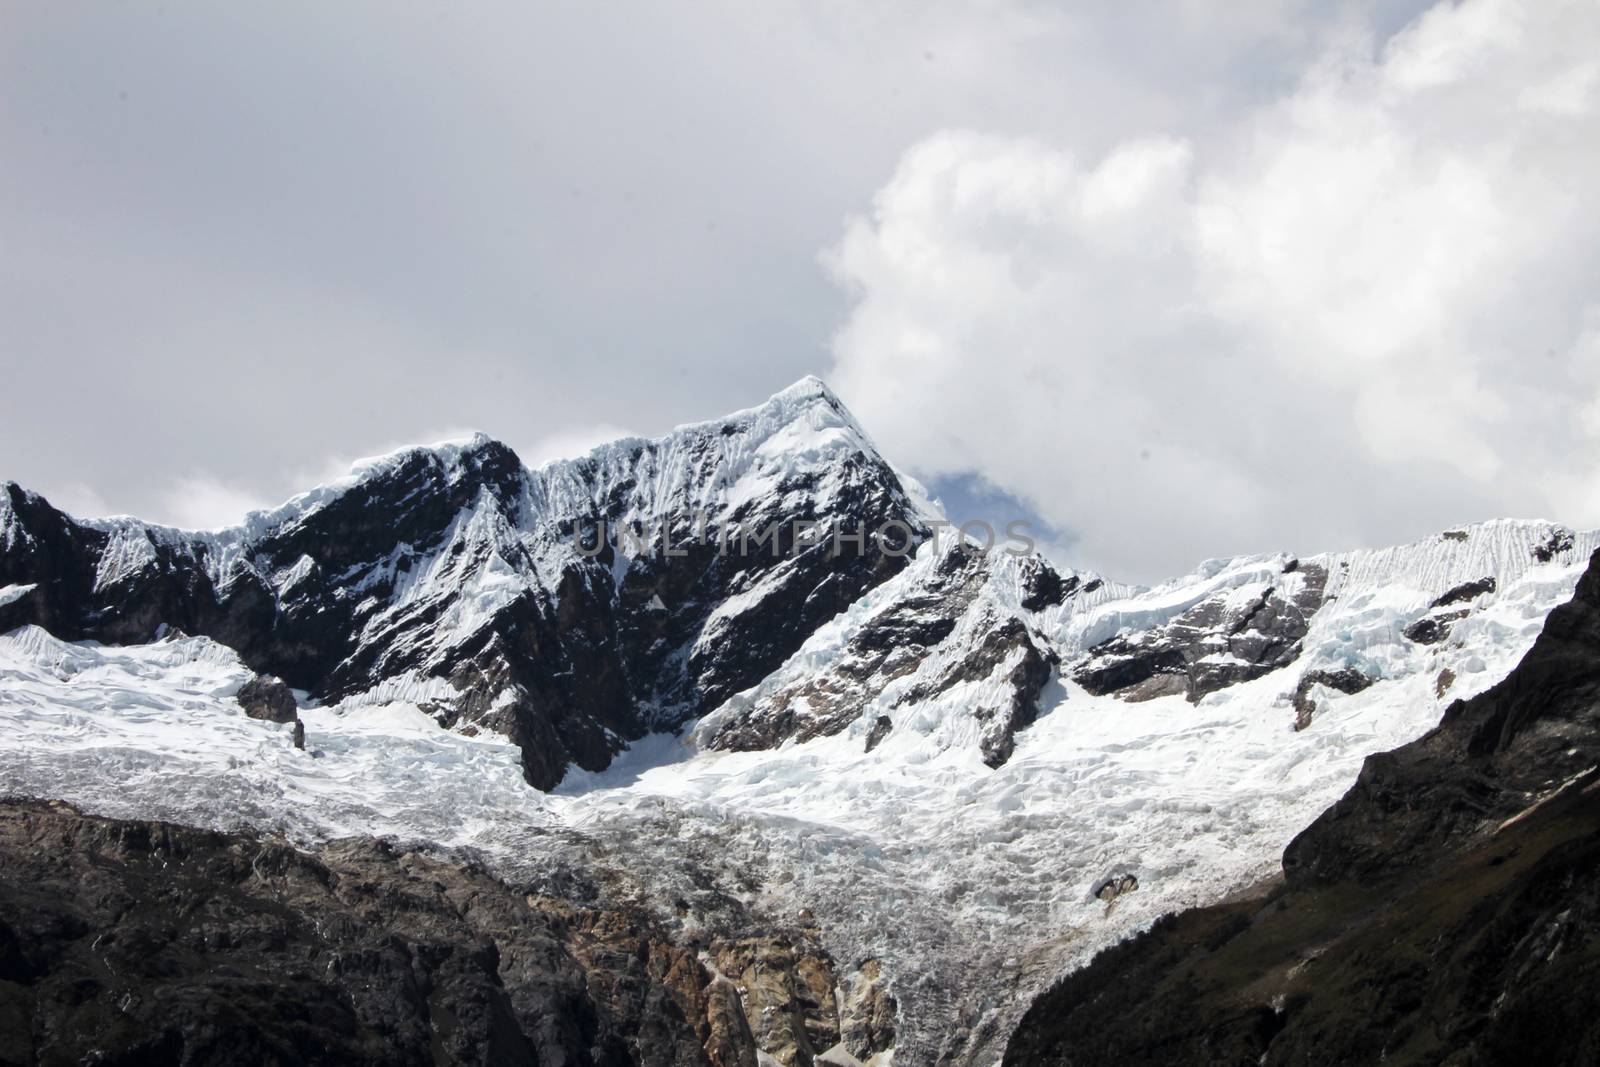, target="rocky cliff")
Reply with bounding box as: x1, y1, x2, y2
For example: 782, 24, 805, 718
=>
0, 799, 876, 1067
